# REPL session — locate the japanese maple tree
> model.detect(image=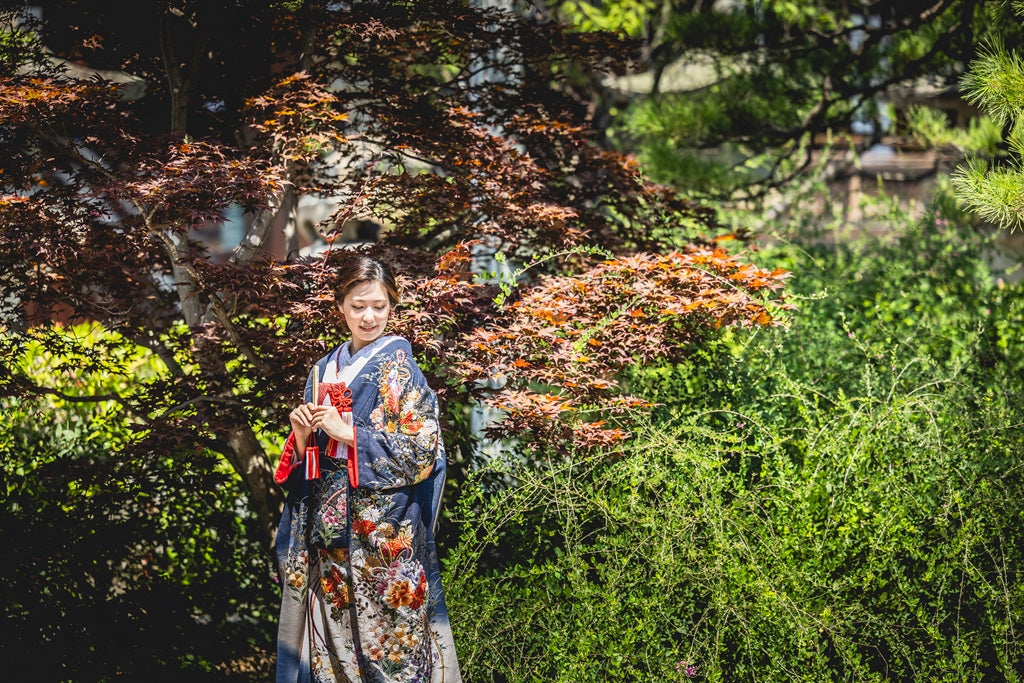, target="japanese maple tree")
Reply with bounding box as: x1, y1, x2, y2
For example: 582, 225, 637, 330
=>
0, 0, 788, 546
